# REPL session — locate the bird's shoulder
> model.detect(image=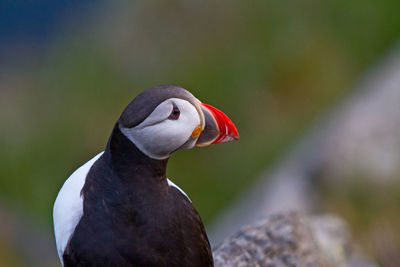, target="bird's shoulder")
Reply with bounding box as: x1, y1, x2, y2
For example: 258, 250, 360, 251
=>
53, 152, 104, 262
167, 178, 191, 202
